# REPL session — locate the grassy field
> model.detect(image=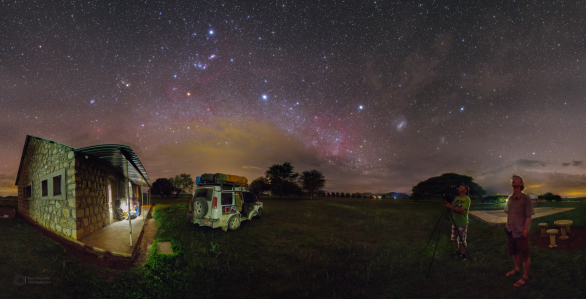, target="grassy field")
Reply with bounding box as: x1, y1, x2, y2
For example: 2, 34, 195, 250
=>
1, 197, 584, 298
